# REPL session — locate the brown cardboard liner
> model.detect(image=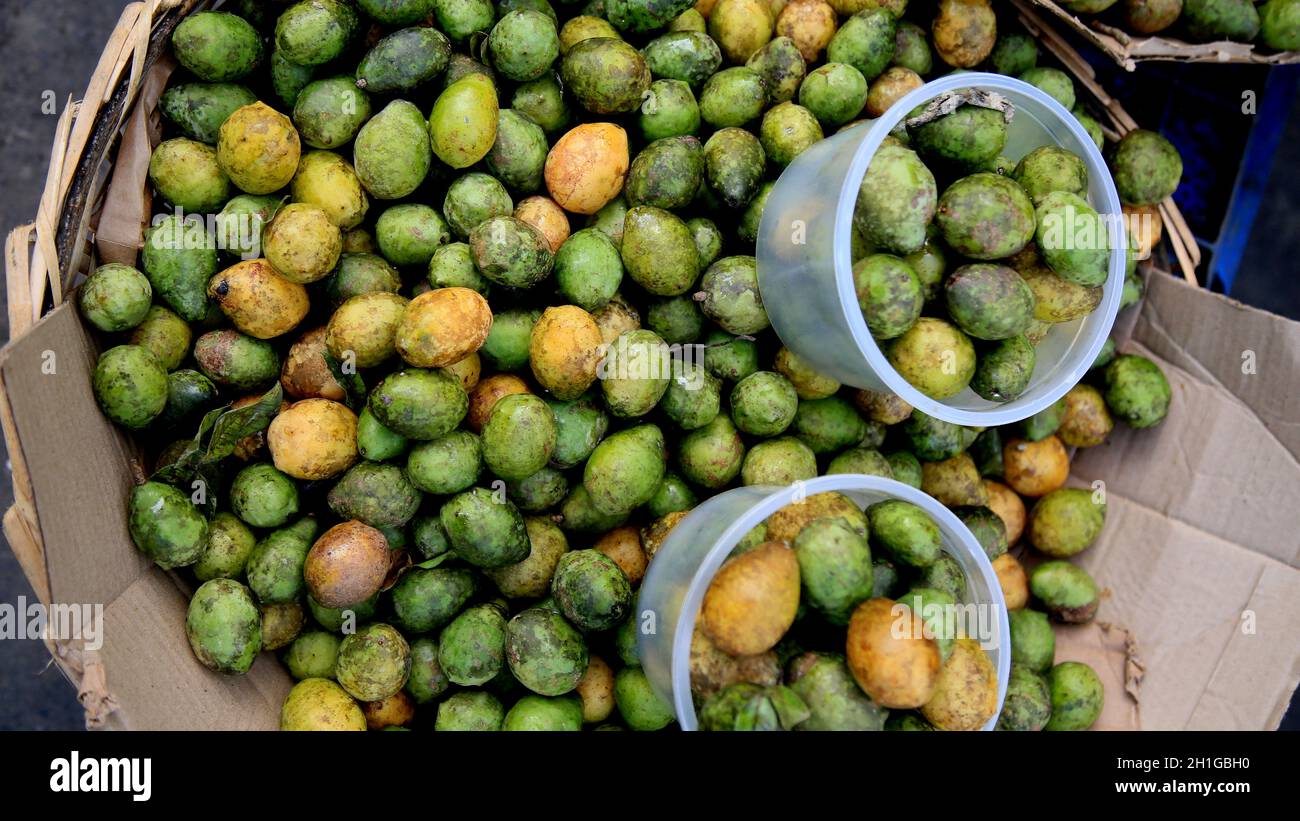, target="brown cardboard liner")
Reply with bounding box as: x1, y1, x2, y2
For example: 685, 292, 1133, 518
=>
1018, 0, 1300, 70
1, 0, 1296, 730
